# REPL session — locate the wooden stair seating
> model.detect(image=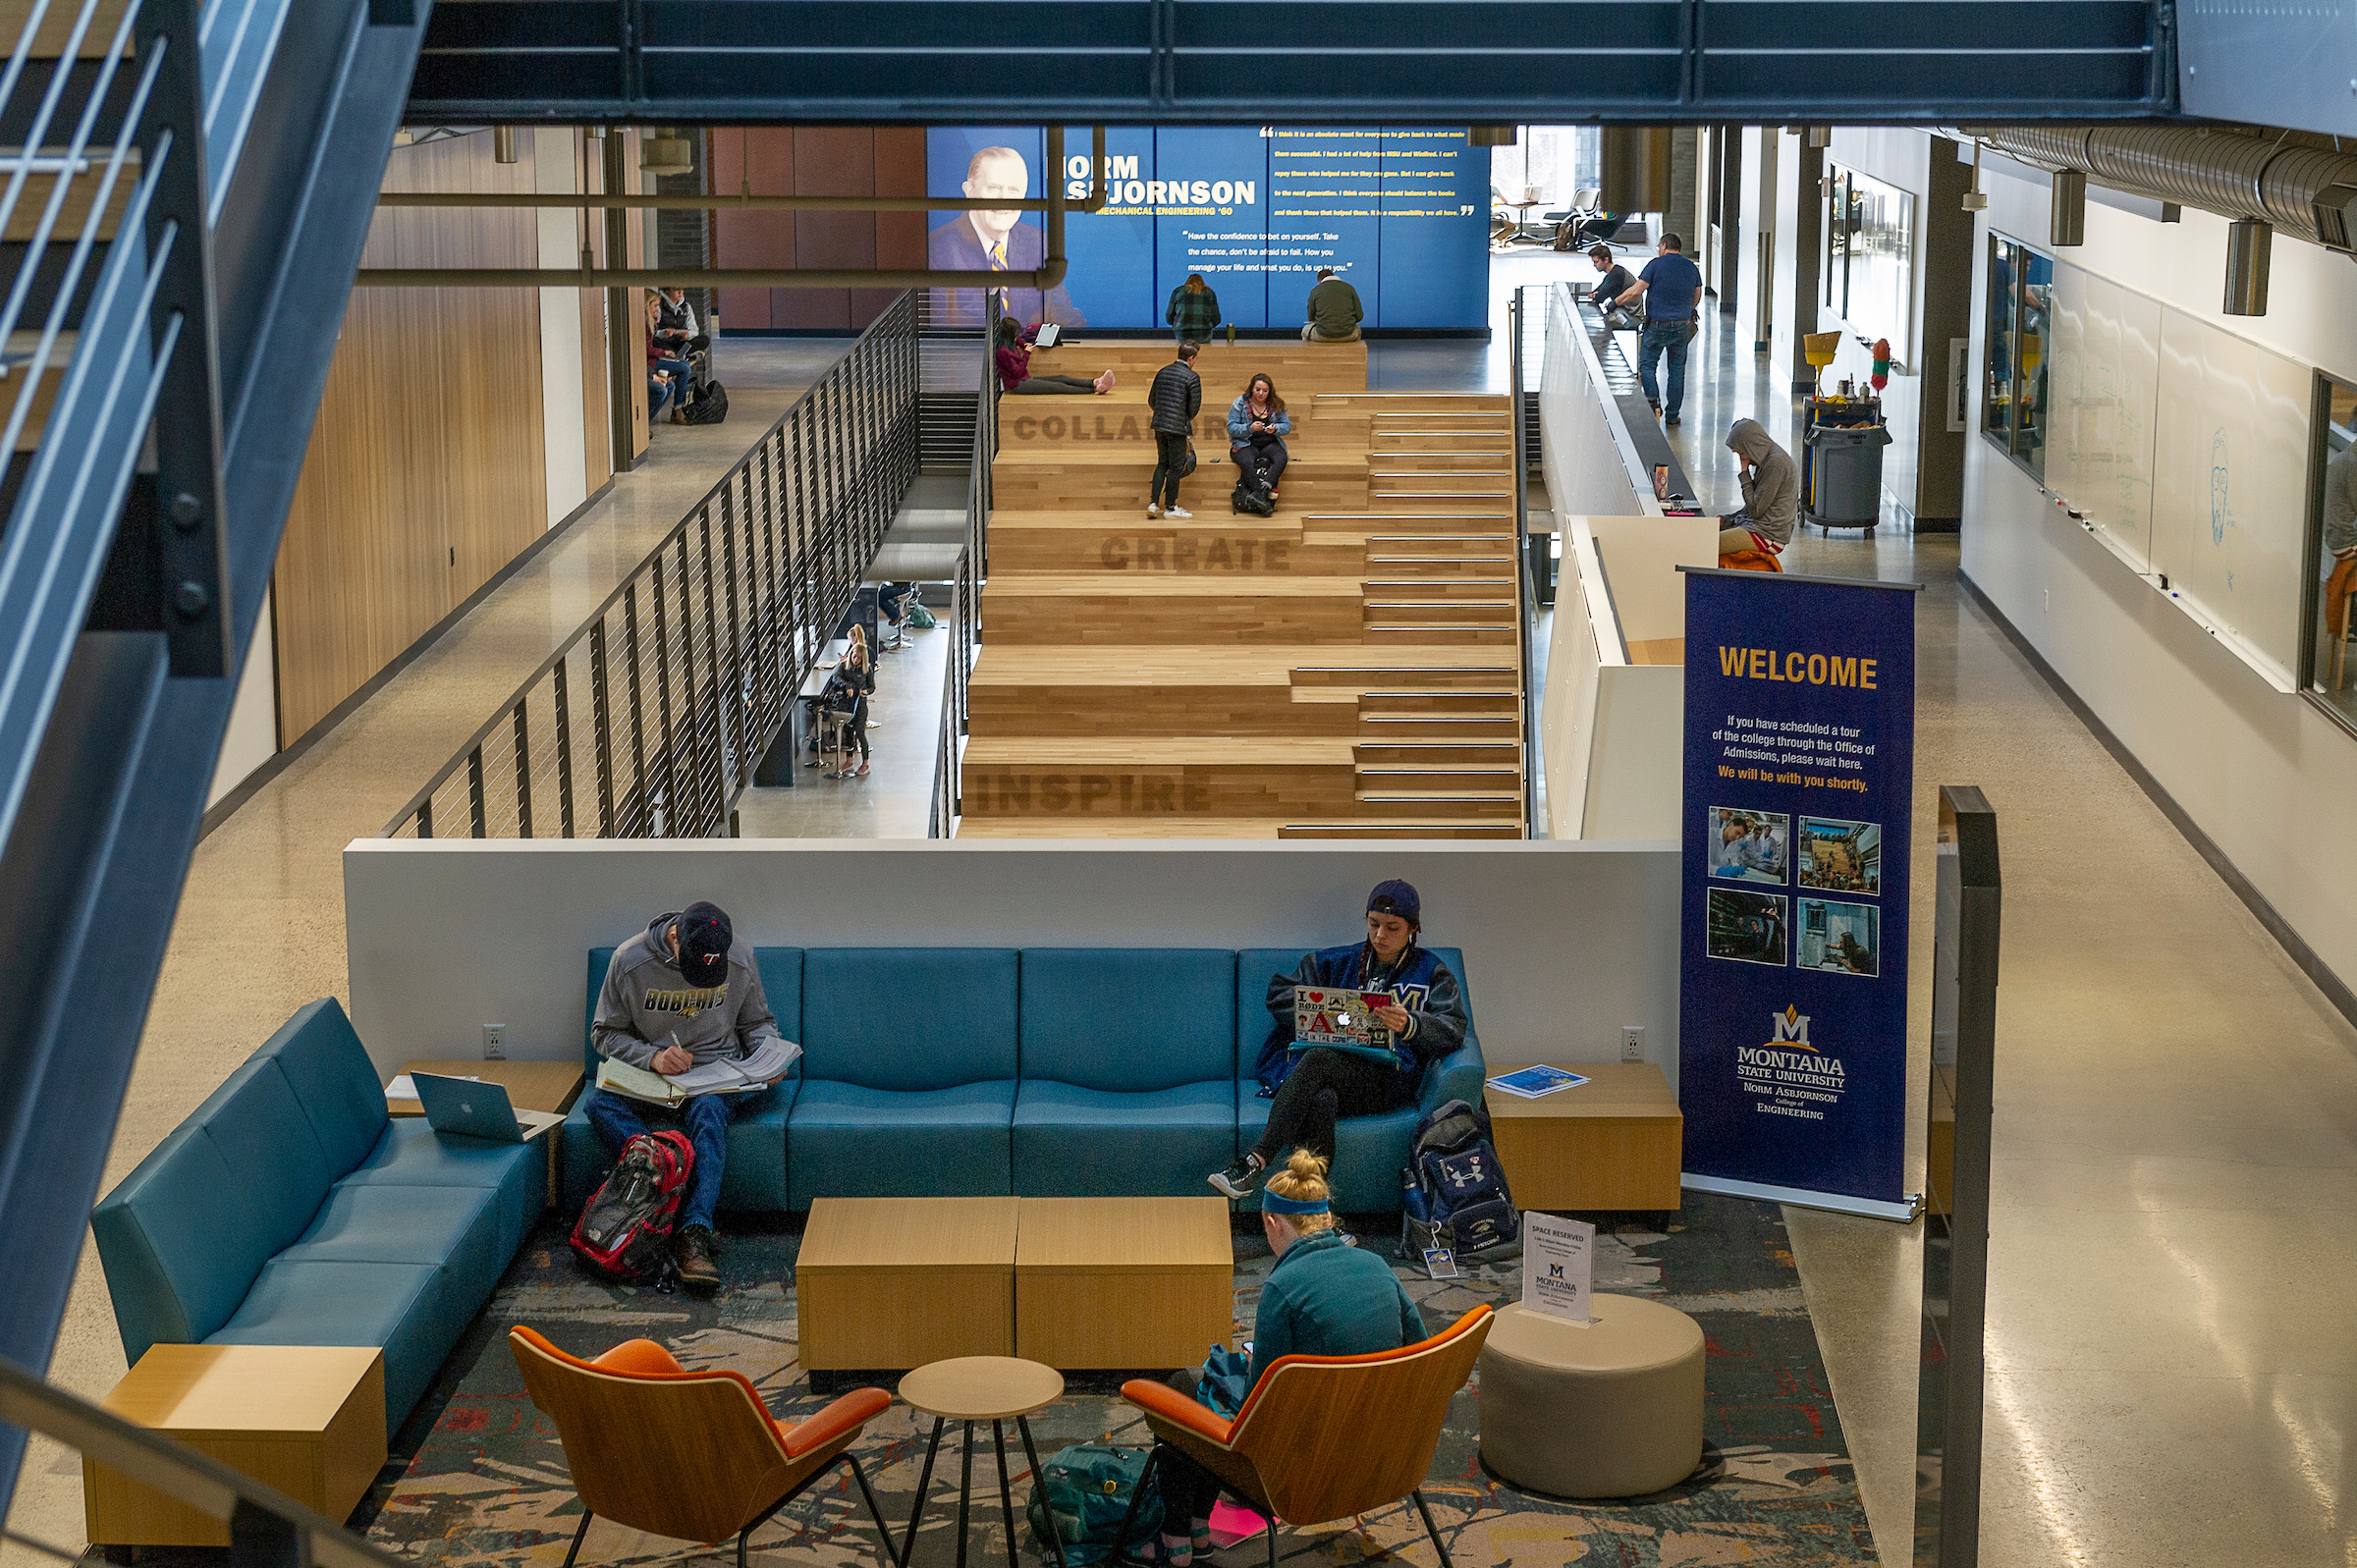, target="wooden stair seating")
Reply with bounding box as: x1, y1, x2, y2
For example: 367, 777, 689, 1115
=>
962, 345, 1523, 838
